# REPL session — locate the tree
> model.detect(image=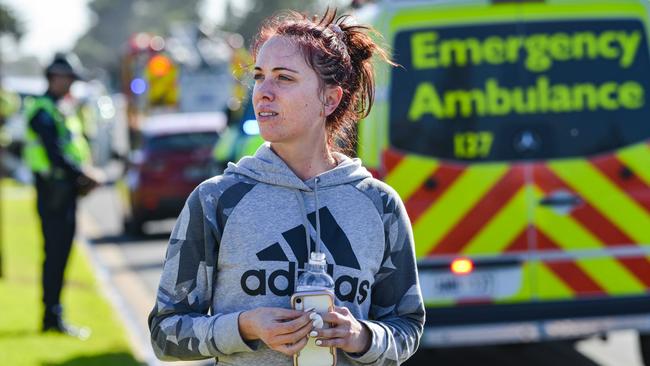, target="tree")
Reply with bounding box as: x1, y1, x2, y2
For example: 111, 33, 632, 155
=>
223, 0, 322, 46
0, 3, 23, 39
73, 0, 200, 87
